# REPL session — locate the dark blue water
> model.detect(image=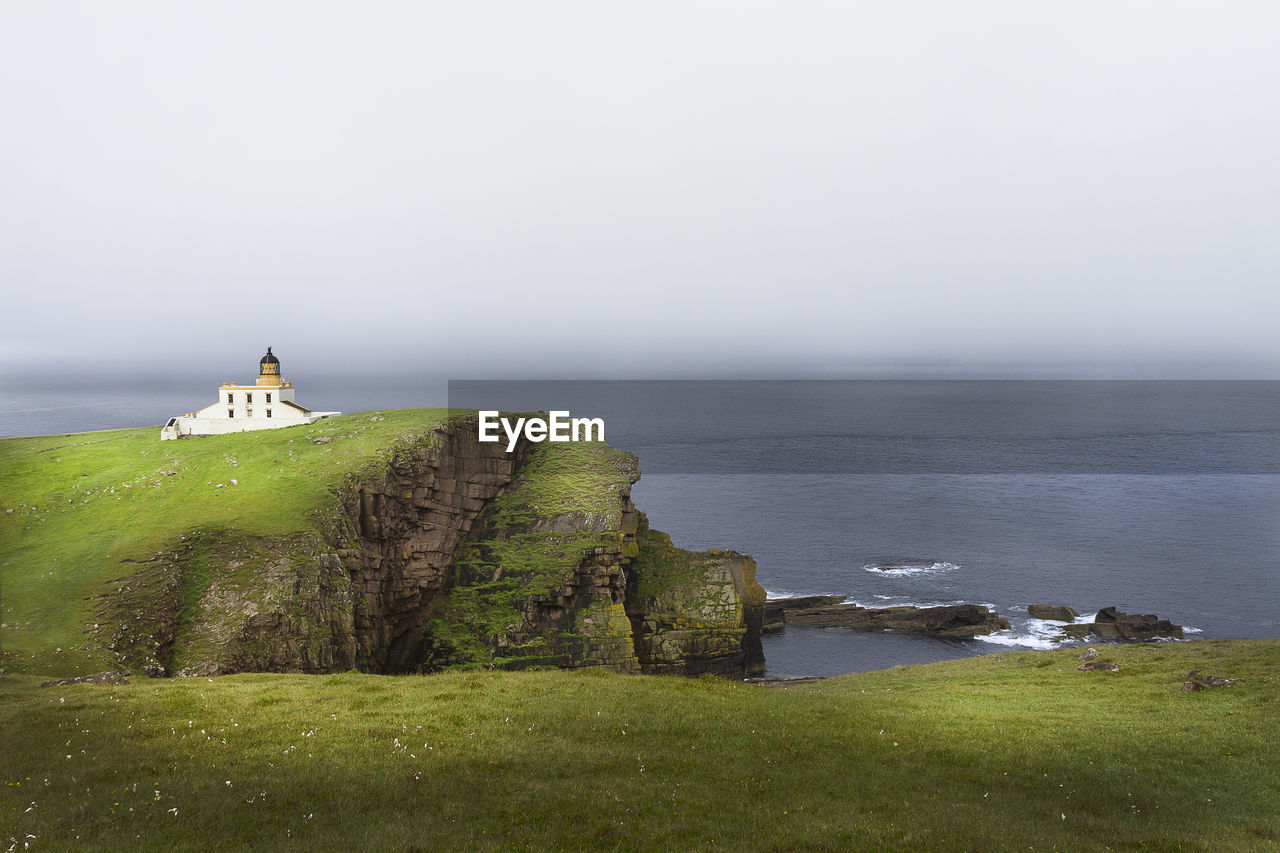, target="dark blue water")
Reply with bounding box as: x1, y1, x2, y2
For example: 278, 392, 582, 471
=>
632, 473, 1279, 677
6, 378, 1279, 677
